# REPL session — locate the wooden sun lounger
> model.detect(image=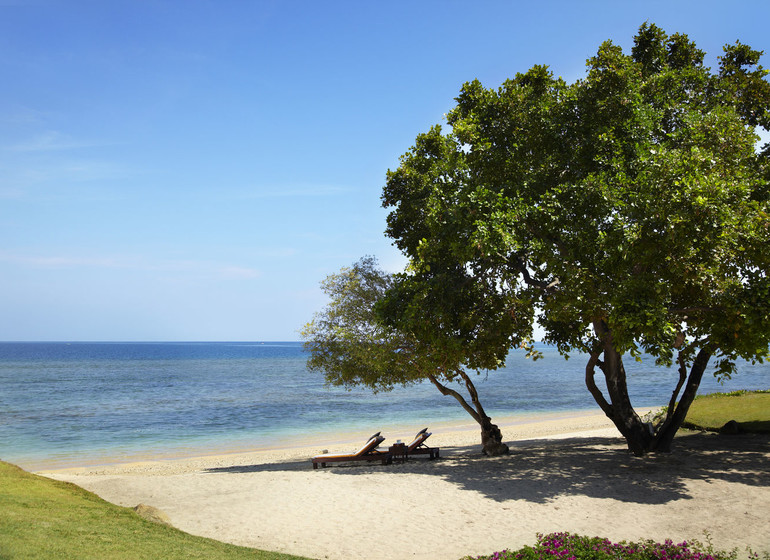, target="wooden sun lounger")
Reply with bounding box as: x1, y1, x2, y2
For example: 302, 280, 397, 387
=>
405, 428, 440, 459
312, 433, 392, 469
